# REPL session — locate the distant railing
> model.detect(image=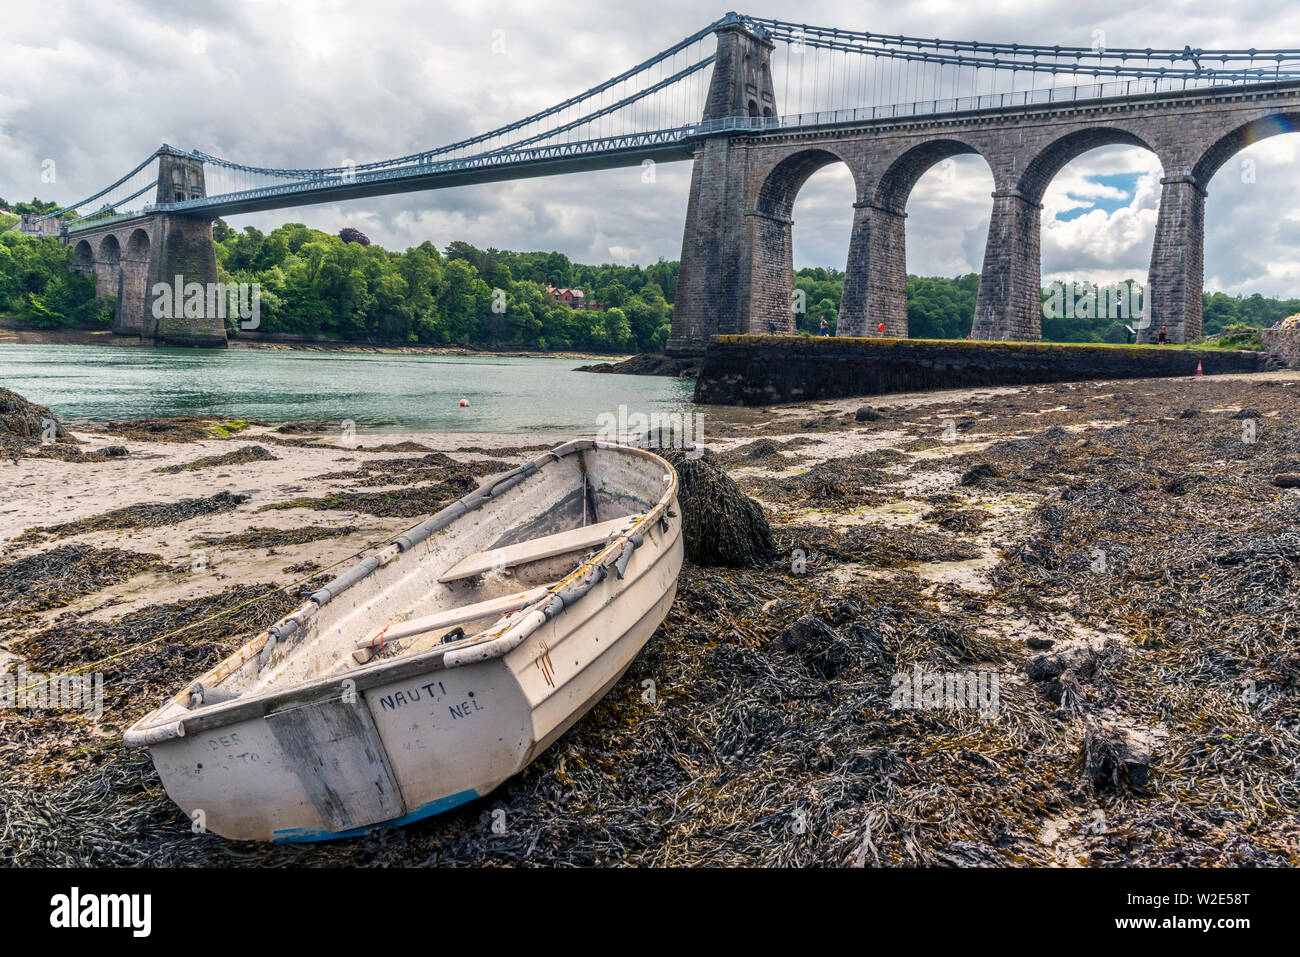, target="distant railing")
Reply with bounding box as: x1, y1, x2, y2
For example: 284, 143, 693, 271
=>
697, 75, 1300, 135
